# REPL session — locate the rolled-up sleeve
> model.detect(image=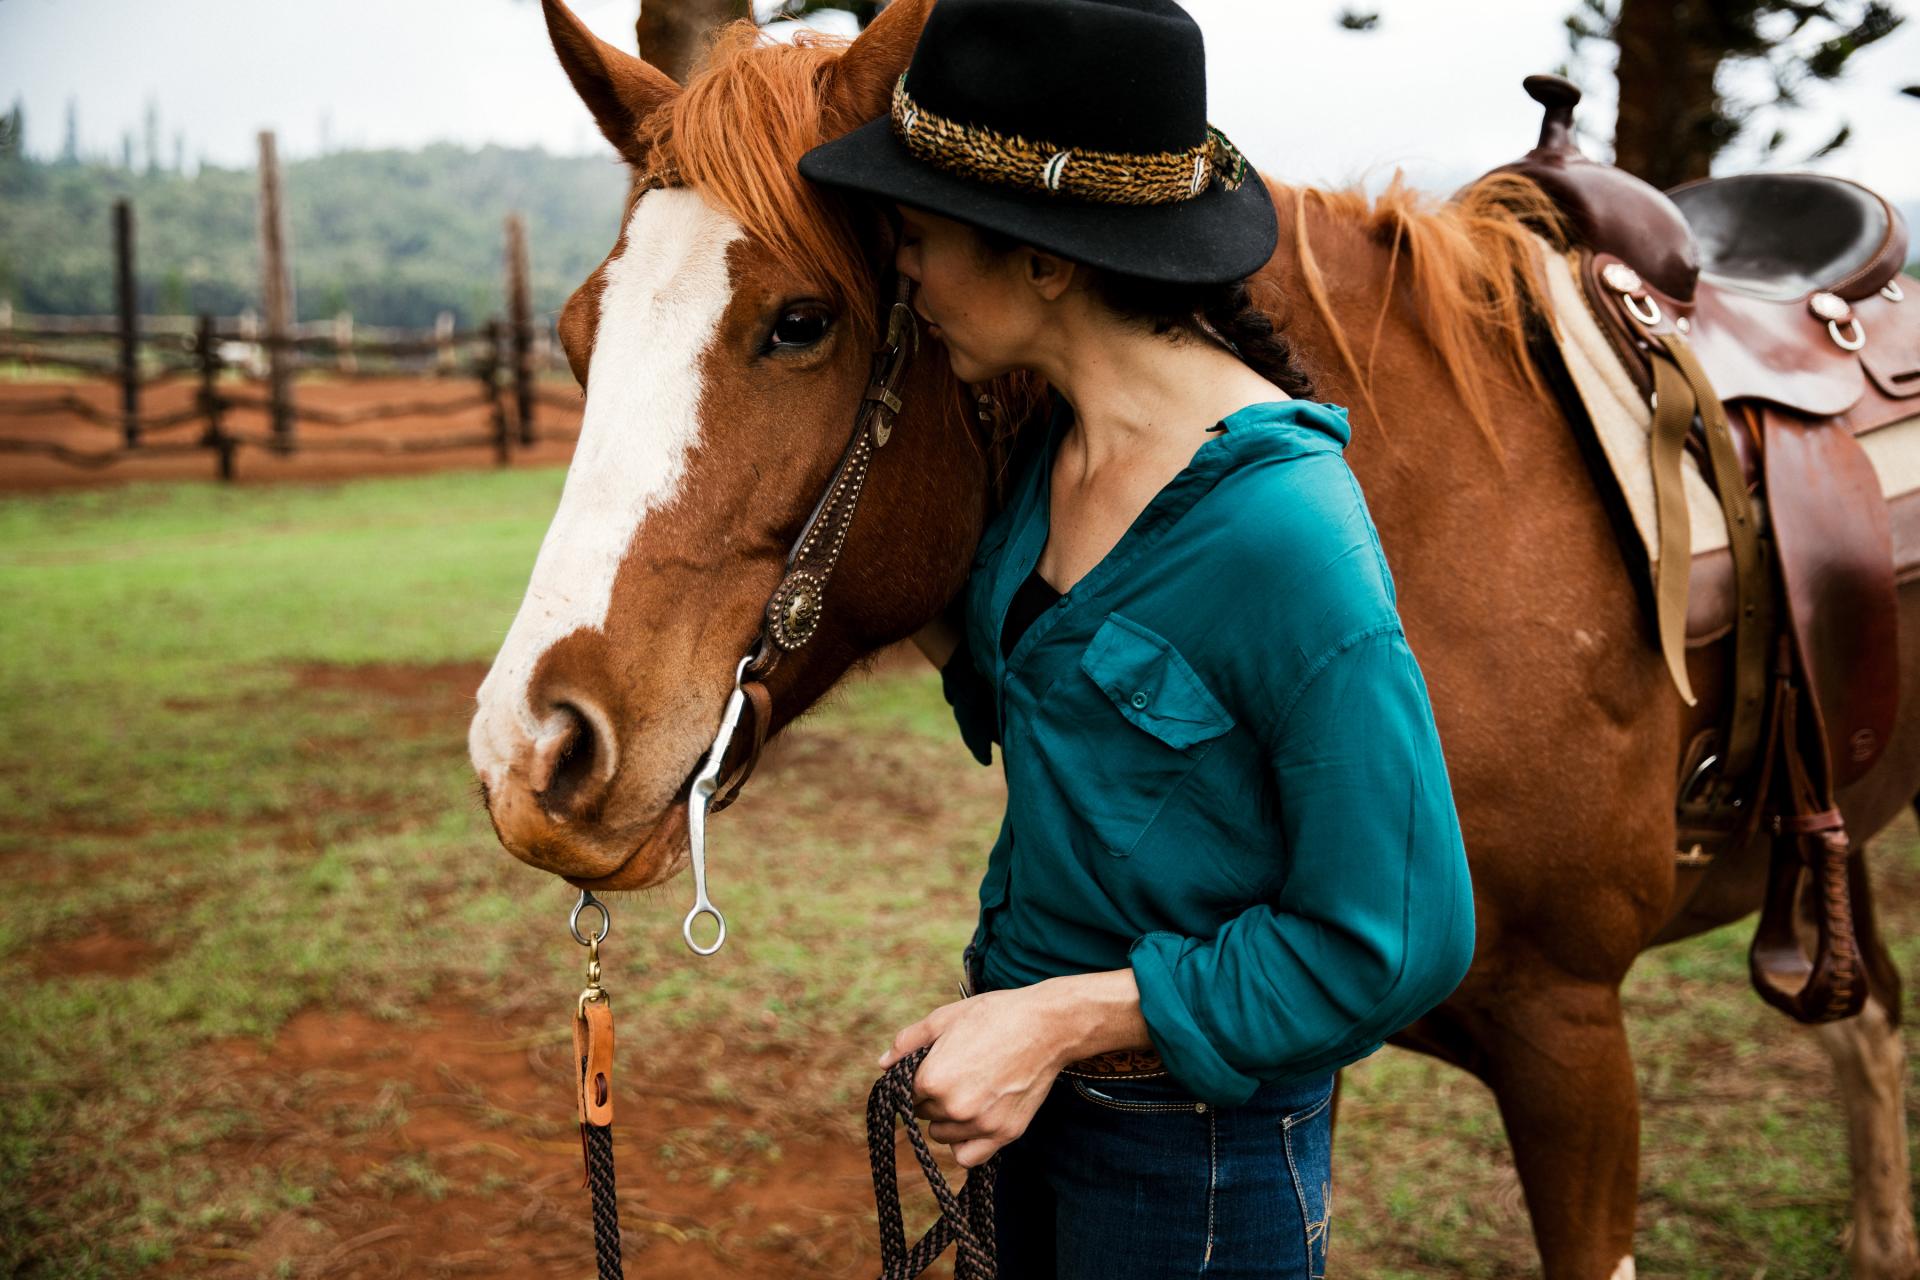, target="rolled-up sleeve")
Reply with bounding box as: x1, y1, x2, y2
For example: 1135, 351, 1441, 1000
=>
941, 632, 1000, 766
1128, 624, 1476, 1106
